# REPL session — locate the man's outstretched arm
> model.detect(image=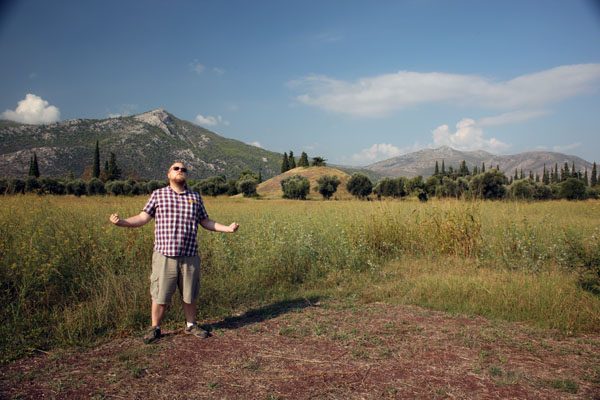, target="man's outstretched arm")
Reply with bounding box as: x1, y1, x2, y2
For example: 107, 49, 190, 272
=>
199, 218, 239, 233
110, 211, 152, 228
